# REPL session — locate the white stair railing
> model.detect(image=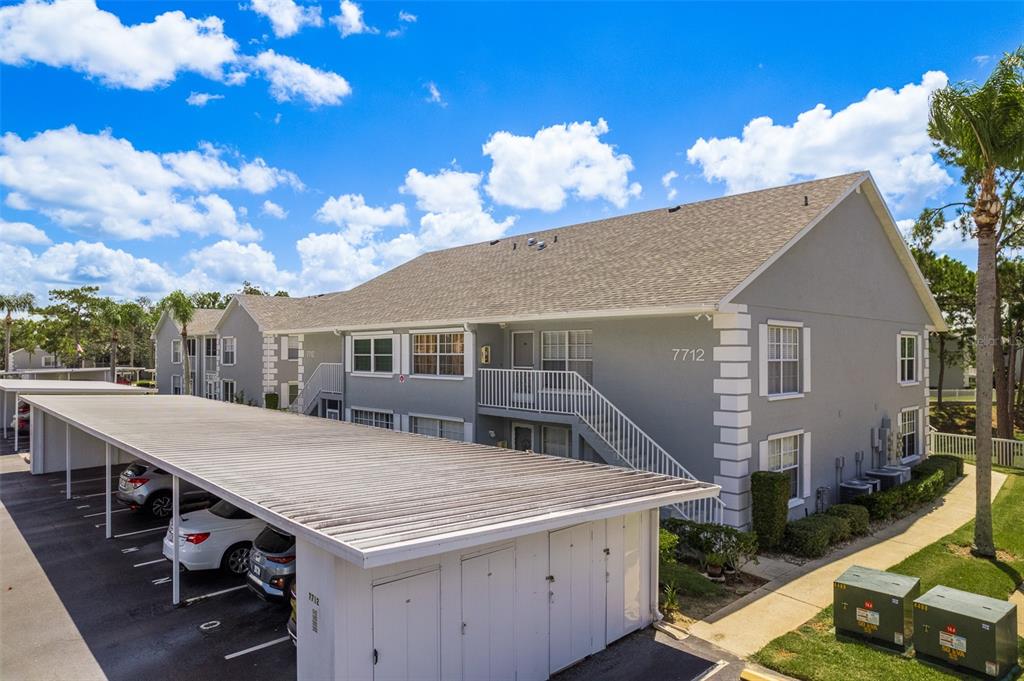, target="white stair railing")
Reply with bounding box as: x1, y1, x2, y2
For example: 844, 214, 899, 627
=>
480, 368, 724, 524
290, 362, 344, 414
